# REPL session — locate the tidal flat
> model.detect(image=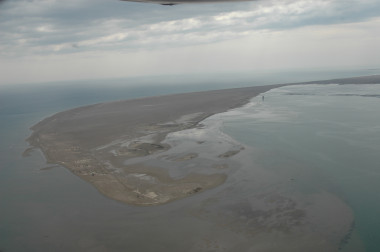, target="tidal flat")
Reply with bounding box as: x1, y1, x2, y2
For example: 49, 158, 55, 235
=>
27, 85, 279, 206
25, 75, 380, 251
